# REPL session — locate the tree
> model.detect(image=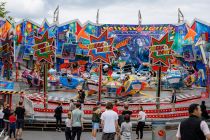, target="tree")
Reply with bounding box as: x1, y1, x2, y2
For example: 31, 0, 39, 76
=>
0, 2, 9, 18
